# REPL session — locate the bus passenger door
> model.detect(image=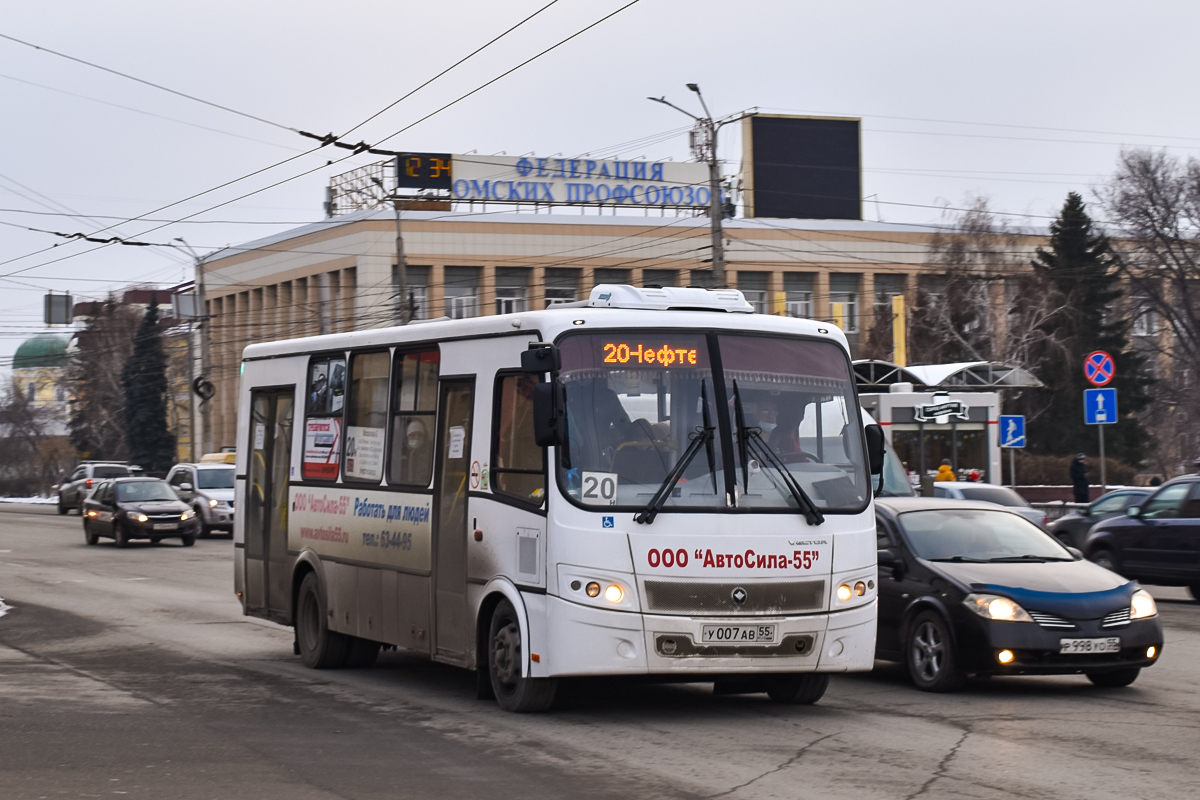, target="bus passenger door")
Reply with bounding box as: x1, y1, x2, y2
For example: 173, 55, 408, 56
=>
246, 388, 295, 625
432, 378, 474, 662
